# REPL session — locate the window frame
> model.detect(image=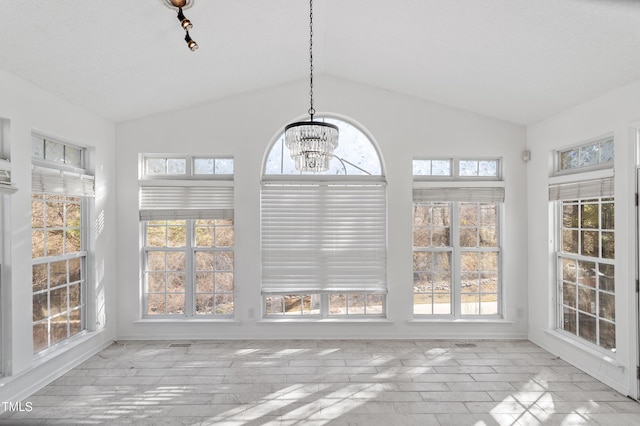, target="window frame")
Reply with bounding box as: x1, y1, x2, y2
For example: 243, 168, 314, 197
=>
553, 136, 614, 176
31, 136, 92, 355
31, 193, 89, 354
263, 293, 386, 318
140, 154, 234, 180
264, 115, 384, 177
32, 134, 87, 171
554, 196, 615, 352
139, 153, 235, 320
141, 219, 235, 318
412, 200, 503, 318
413, 157, 502, 181
261, 116, 387, 319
